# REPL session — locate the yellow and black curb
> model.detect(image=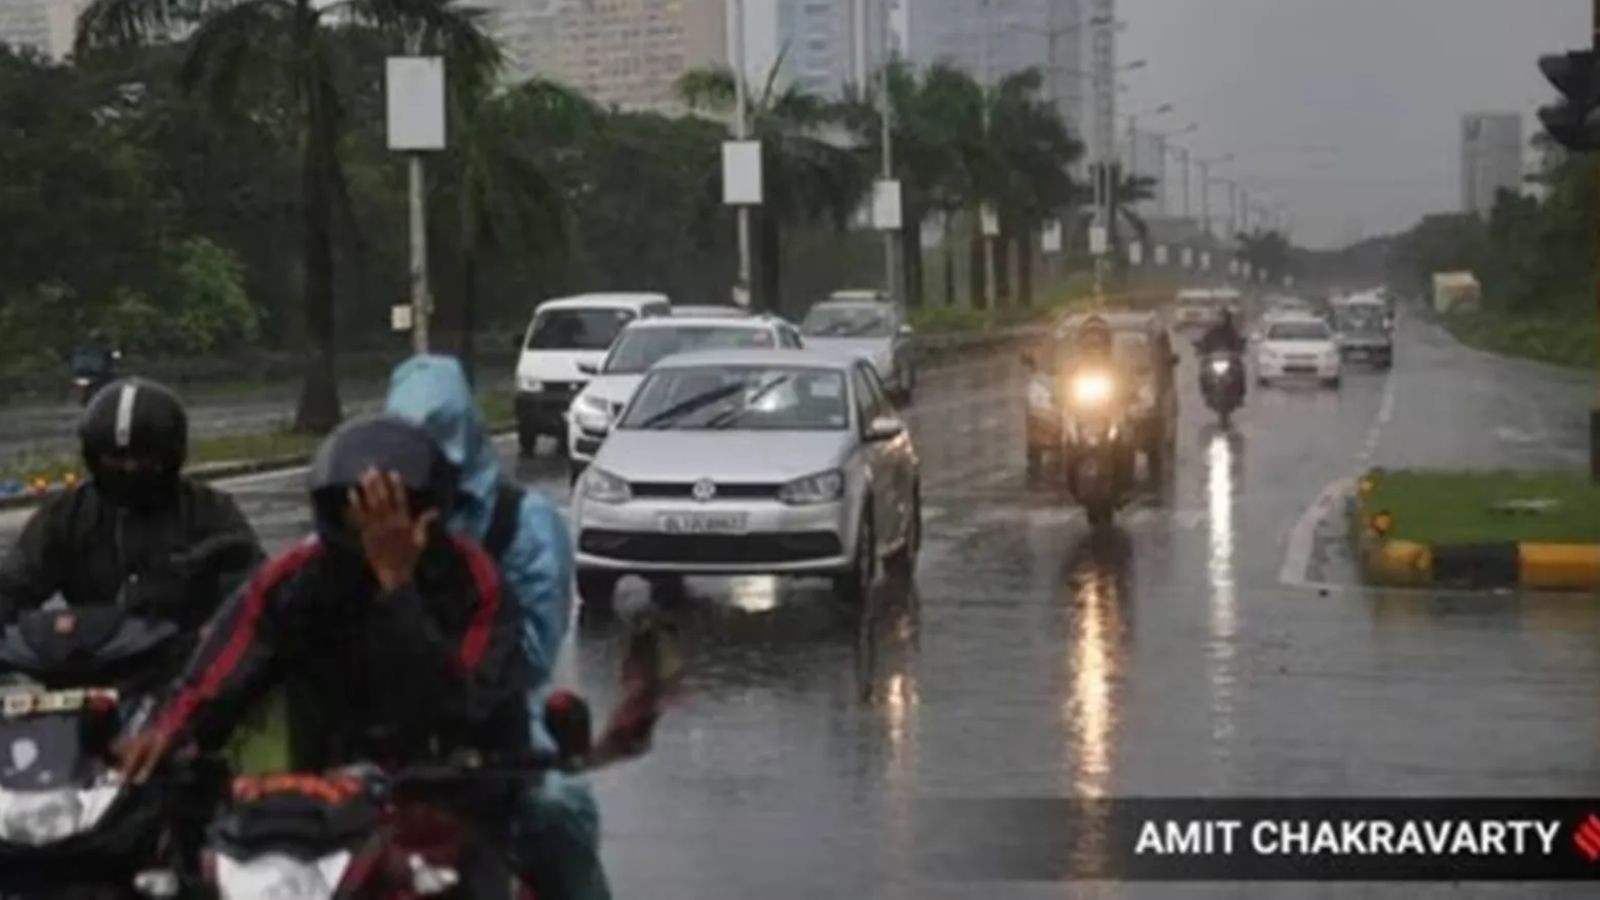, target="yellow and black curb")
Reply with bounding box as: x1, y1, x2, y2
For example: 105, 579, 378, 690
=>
1354, 477, 1600, 593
